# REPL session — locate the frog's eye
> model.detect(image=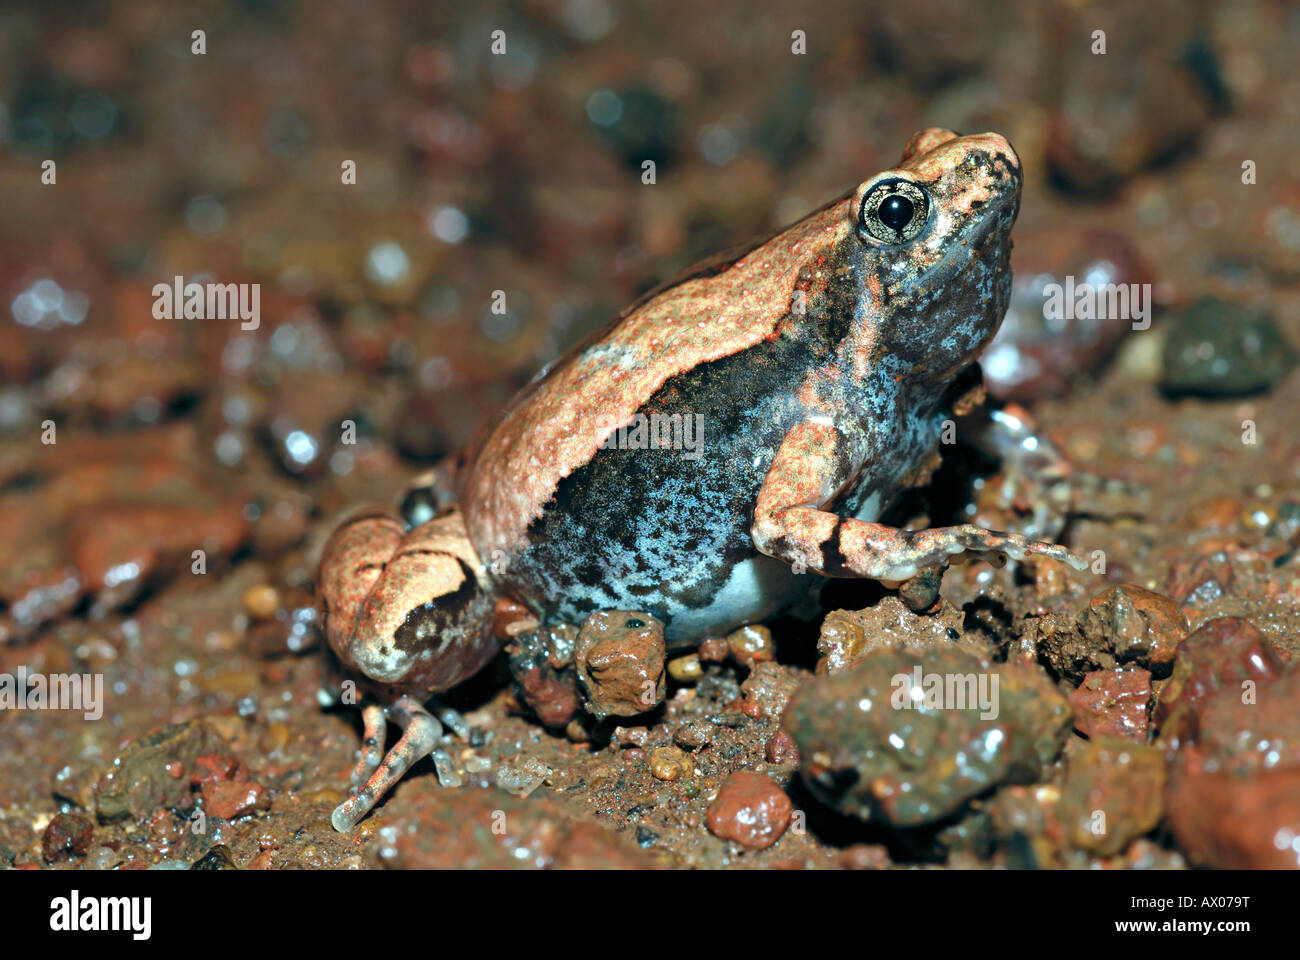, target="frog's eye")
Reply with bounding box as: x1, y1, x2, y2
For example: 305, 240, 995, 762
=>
859, 178, 929, 244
